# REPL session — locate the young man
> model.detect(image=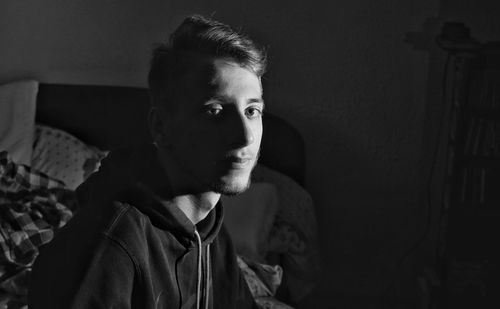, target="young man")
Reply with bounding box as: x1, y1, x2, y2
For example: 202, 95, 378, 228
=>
29, 15, 266, 309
